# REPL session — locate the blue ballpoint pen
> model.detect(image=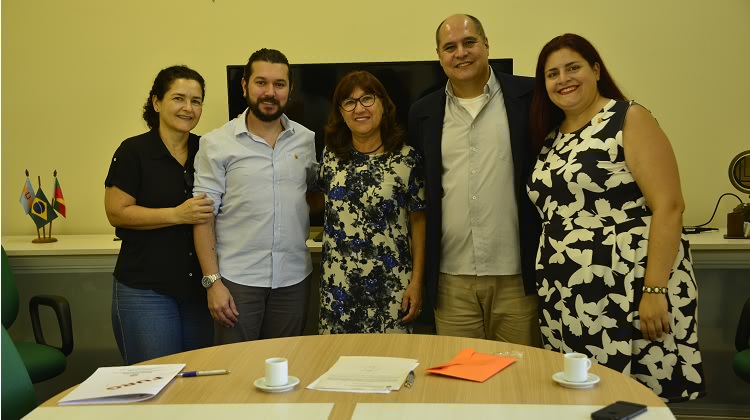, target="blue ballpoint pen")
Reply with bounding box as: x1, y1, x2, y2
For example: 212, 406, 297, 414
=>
180, 369, 229, 377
